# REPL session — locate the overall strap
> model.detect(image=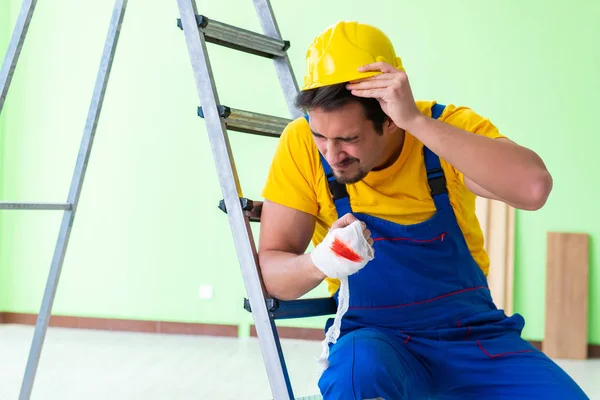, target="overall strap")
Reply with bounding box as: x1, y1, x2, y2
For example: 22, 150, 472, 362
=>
424, 103, 451, 210
305, 115, 352, 217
